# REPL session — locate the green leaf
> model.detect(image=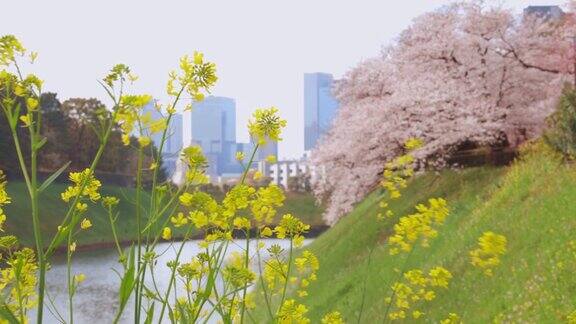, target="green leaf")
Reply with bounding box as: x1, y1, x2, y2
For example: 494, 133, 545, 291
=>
7, 103, 20, 131
119, 246, 136, 309
0, 304, 19, 324
33, 137, 47, 151
38, 161, 70, 193
143, 303, 155, 324
46, 224, 70, 257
